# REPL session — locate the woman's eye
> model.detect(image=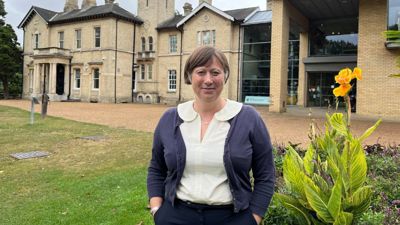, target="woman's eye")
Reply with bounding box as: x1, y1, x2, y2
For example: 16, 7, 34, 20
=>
212, 71, 221, 76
